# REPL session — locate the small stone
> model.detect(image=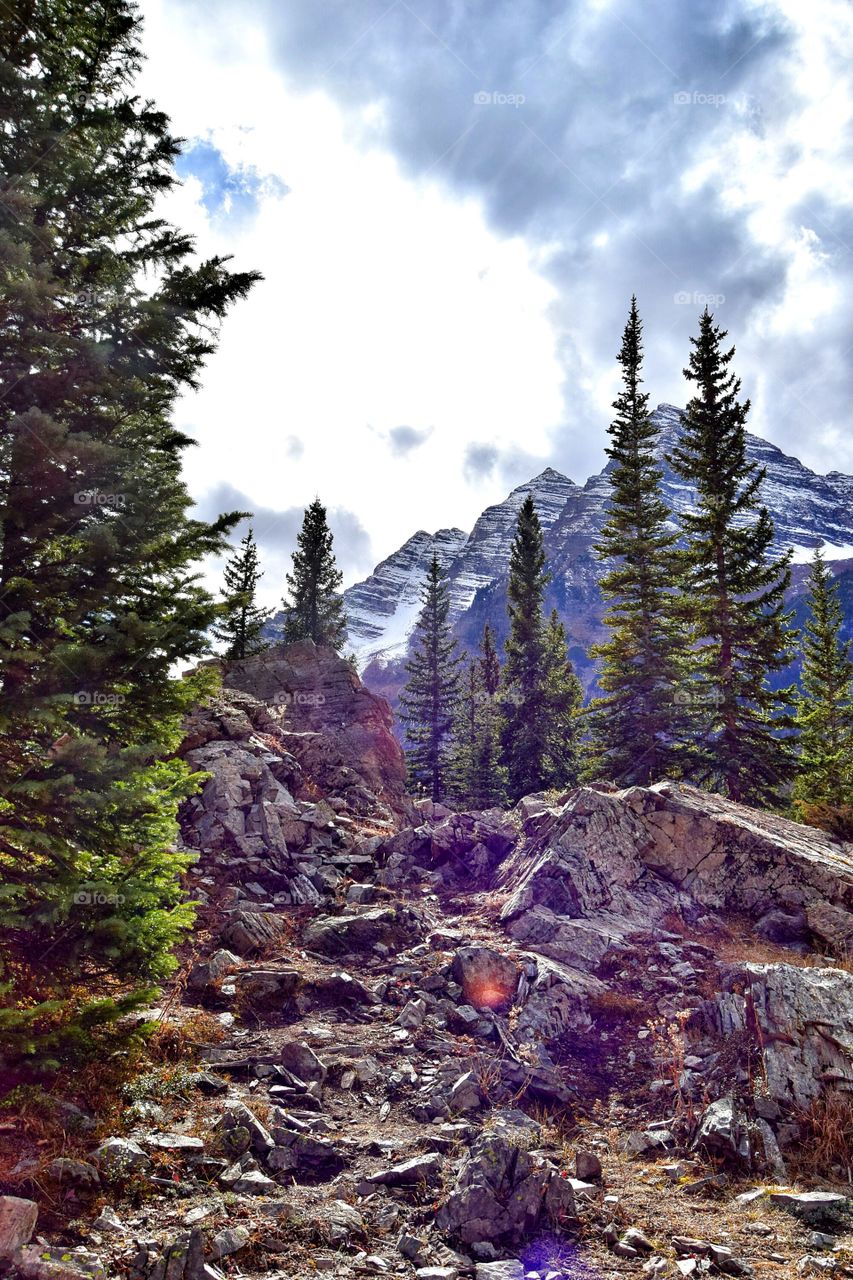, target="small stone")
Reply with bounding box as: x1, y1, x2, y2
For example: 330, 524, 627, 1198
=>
368, 1153, 442, 1186
91, 1137, 151, 1173
396, 998, 428, 1030
575, 1149, 602, 1180
278, 1039, 327, 1084
0, 1196, 38, 1257
768, 1190, 850, 1221
182, 1203, 216, 1226
45, 1159, 100, 1189
567, 1177, 597, 1202
91, 1207, 122, 1235
209, 1225, 250, 1260
449, 1071, 484, 1113
622, 1227, 654, 1253
475, 1264, 526, 1280
231, 1169, 278, 1194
